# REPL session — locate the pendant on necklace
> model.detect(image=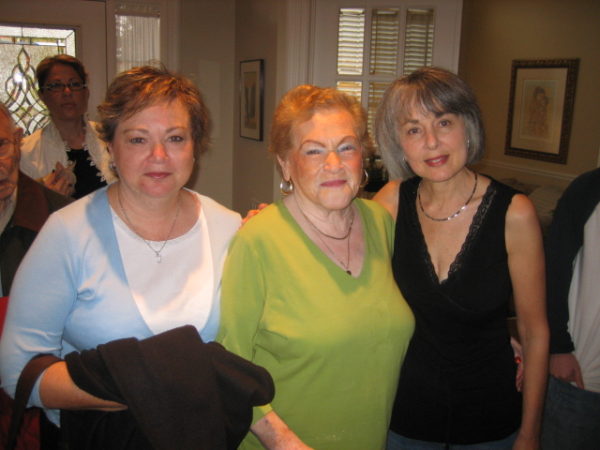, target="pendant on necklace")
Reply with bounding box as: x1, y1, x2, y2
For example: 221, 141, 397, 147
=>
155, 252, 162, 263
